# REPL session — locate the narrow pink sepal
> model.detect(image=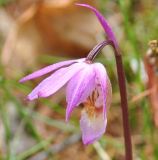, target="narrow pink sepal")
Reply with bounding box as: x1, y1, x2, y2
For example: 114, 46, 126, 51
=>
19, 58, 85, 83
66, 65, 95, 121
27, 63, 86, 100
93, 63, 109, 119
